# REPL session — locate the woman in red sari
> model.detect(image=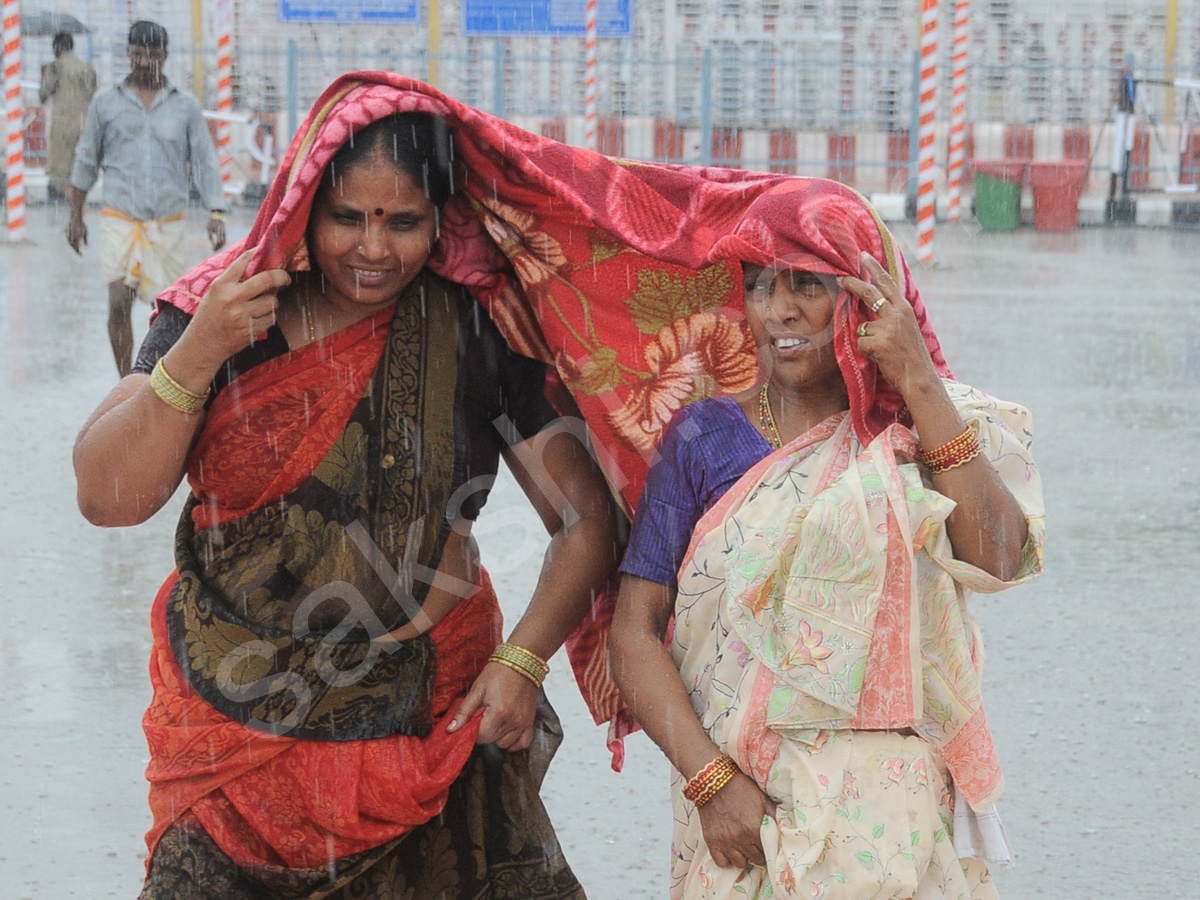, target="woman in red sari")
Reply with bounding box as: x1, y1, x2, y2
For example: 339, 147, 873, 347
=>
74, 103, 618, 897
